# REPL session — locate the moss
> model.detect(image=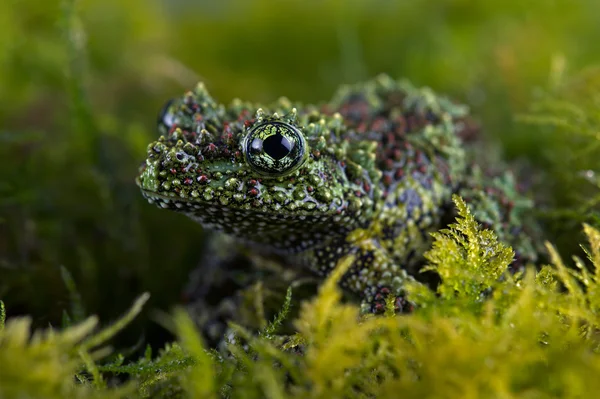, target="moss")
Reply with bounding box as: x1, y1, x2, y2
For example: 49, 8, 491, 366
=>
0, 294, 149, 398
517, 66, 600, 251
138, 210, 600, 398
5, 201, 600, 397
